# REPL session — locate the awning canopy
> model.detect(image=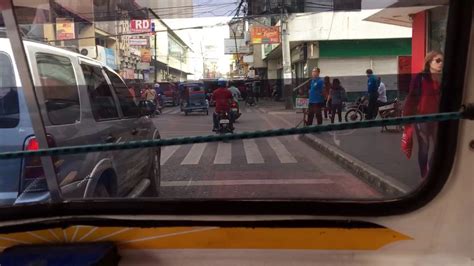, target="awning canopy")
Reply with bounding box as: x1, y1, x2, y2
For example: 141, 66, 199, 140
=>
364, 0, 448, 27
